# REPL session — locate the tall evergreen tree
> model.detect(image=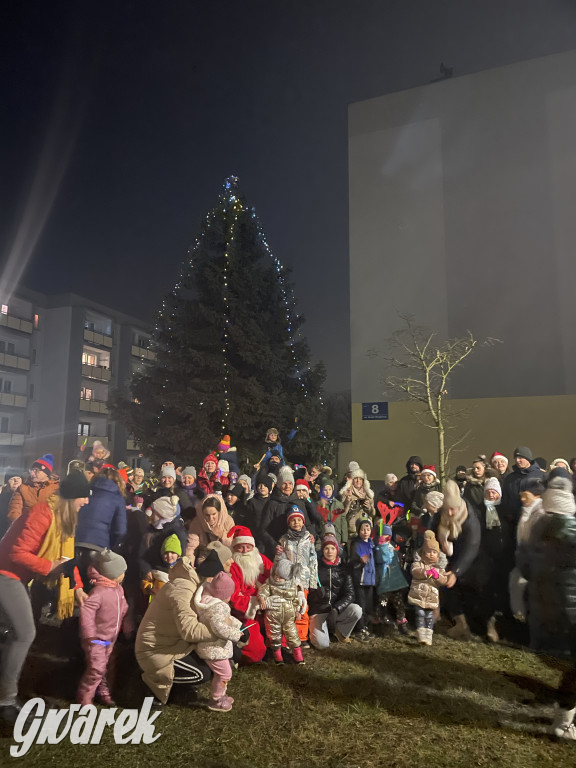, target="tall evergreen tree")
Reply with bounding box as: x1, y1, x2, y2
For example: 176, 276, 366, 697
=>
111, 177, 328, 467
